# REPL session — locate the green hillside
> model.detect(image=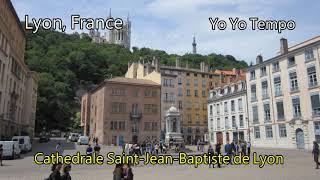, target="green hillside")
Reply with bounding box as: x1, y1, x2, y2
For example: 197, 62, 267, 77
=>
25, 29, 247, 132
